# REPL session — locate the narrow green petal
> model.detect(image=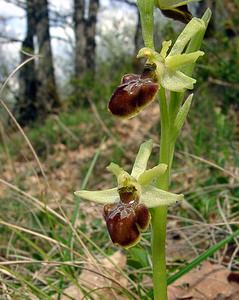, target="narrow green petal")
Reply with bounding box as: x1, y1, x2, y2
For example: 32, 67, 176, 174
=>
74, 188, 118, 204
107, 162, 136, 189
137, 47, 153, 59
169, 18, 205, 55
138, 164, 167, 186
160, 40, 172, 58
141, 186, 184, 207
166, 51, 204, 70
137, 47, 161, 63
107, 162, 124, 177
131, 140, 153, 179
161, 69, 196, 92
